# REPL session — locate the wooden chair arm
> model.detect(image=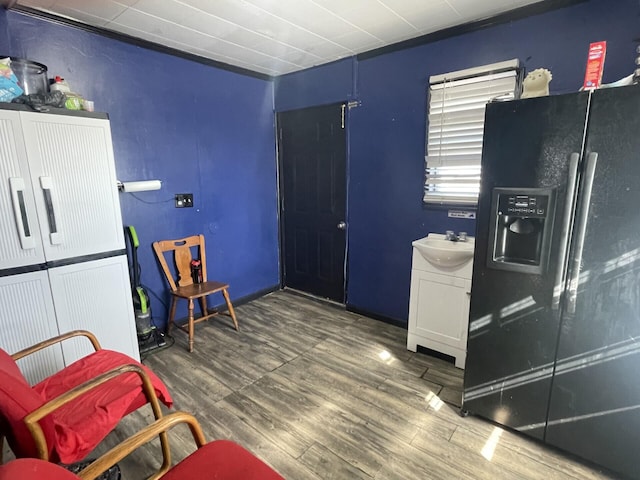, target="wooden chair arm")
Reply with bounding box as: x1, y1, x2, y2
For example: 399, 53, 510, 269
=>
24, 363, 166, 462
11, 330, 101, 361
77, 411, 207, 480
